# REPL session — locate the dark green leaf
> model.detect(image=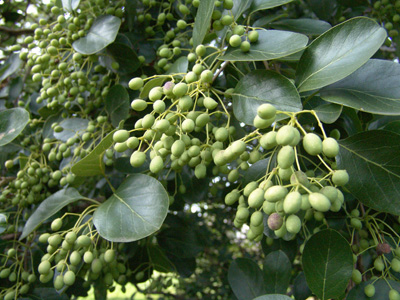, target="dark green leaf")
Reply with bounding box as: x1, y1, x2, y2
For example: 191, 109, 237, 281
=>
302, 229, 353, 300
337, 130, 400, 215
105, 85, 130, 127
250, 0, 294, 13
157, 227, 204, 258
252, 14, 287, 27
61, 0, 80, 11
263, 250, 291, 294
320, 59, 400, 115
383, 121, 400, 134
228, 258, 267, 300
296, 17, 387, 92
147, 245, 175, 273
347, 279, 400, 300
232, 0, 253, 20
305, 100, 343, 124
107, 42, 140, 74
243, 158, 269, 185
233, 70, 302, 125
192, 0, 215, 48
0, 54, 22, 83
261, 236, 297, 262
20, 188, 82, 240
53, 118, 89, 142
0, 108, 29, 146
29, 288, 69, 300
270, 18, 332, 35
114, 156, 150, 174
253, 295, 293, 300
8, 77, 23, 101
139, 77, 167, 99
306, 0, 337, 21
293, 272, 312, 300
71, 129, 116, 177
166, 56, 188, 75
219, 30, 308, 61
93, 174, 169, 242
72, 15, 121, 55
